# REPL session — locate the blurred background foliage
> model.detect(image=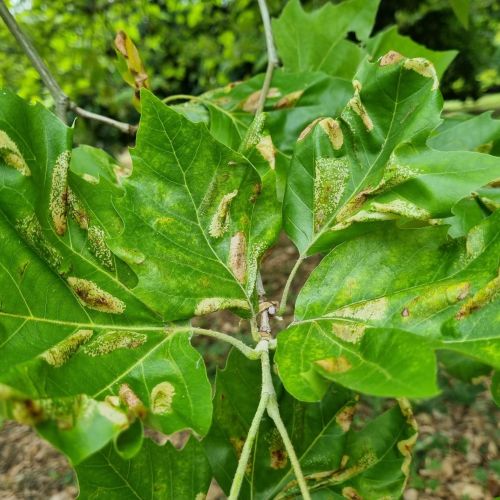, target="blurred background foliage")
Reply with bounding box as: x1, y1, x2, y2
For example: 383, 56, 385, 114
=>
0, 0, 499, 145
